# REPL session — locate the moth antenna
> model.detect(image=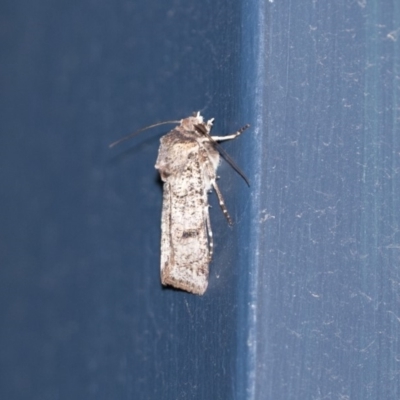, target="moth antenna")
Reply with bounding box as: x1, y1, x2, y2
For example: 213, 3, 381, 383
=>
213, 140, 251, 186
109, 120, 180, 148
195, 123, 251, 186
